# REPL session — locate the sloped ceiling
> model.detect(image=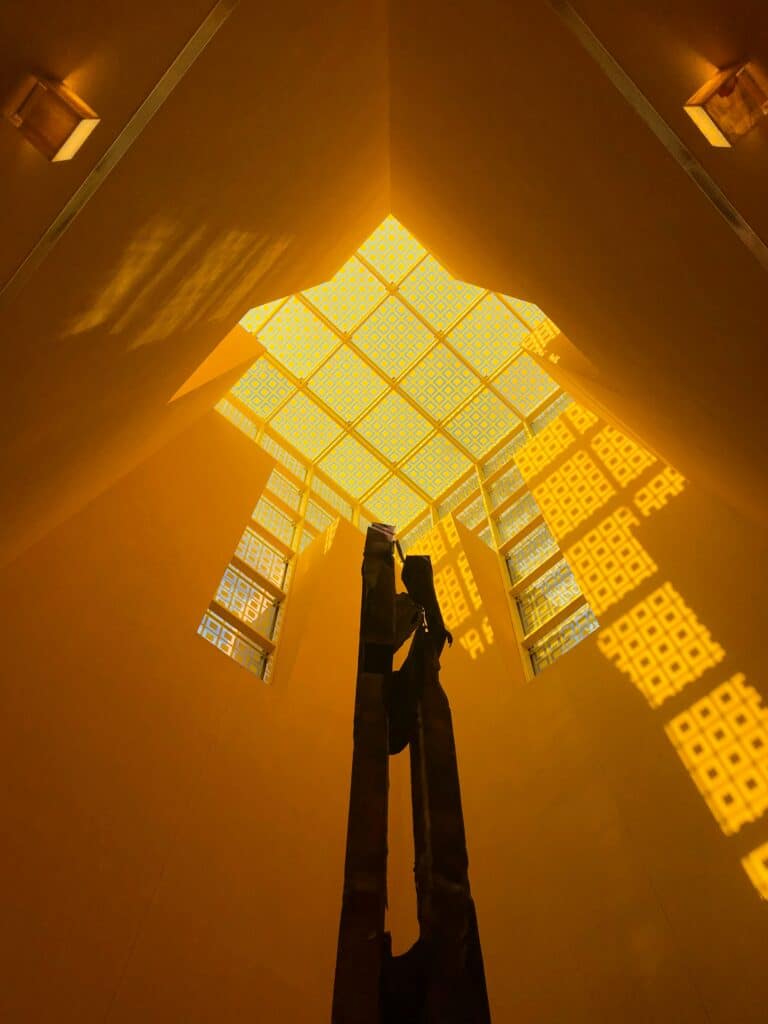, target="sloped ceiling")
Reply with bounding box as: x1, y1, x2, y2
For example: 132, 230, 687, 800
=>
1, 0, 767, 564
